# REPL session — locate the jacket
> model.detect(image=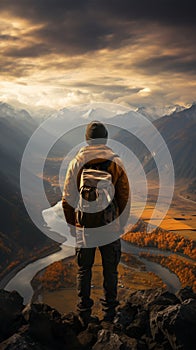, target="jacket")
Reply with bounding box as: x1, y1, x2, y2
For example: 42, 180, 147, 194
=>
62, 144, 130, 232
